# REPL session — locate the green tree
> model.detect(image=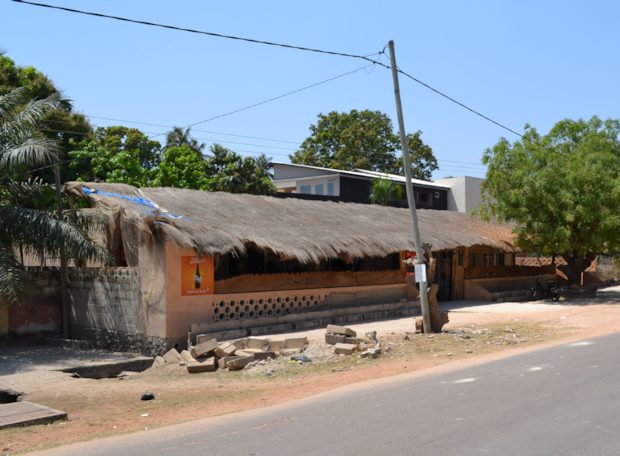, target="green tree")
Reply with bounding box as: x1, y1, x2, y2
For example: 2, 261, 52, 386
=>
0, 88, 105, 304
69, 126, 161, 186
290, 109, 438, 180
205, 145, 275, 195
370, 178, 404, 206
152, 145, 209, 189
0, 54, 93, 182
480, 116, 620, 286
